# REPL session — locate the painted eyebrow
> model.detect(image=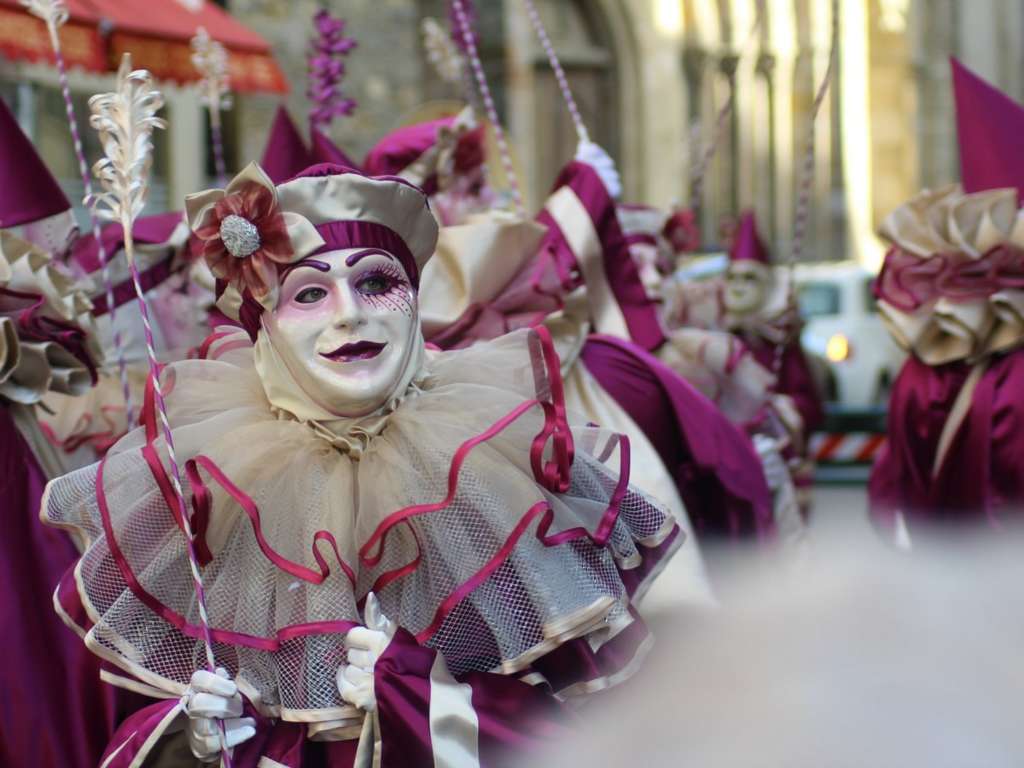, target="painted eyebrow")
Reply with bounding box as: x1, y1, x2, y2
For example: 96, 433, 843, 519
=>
345, 248, 396, 267
279, 258, 331, 279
